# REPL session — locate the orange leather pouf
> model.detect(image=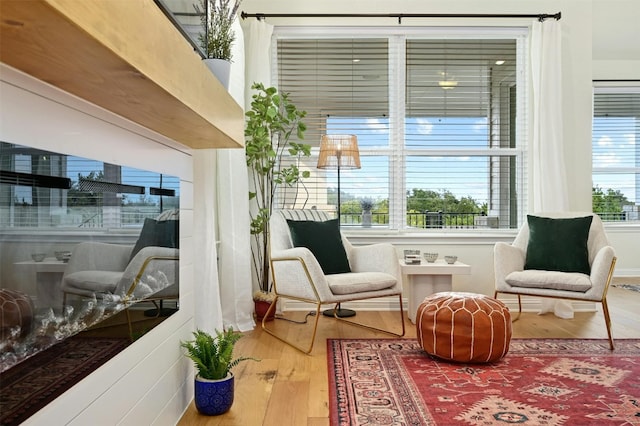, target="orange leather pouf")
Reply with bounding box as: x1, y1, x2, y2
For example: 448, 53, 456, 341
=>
416, 292, 512, 363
